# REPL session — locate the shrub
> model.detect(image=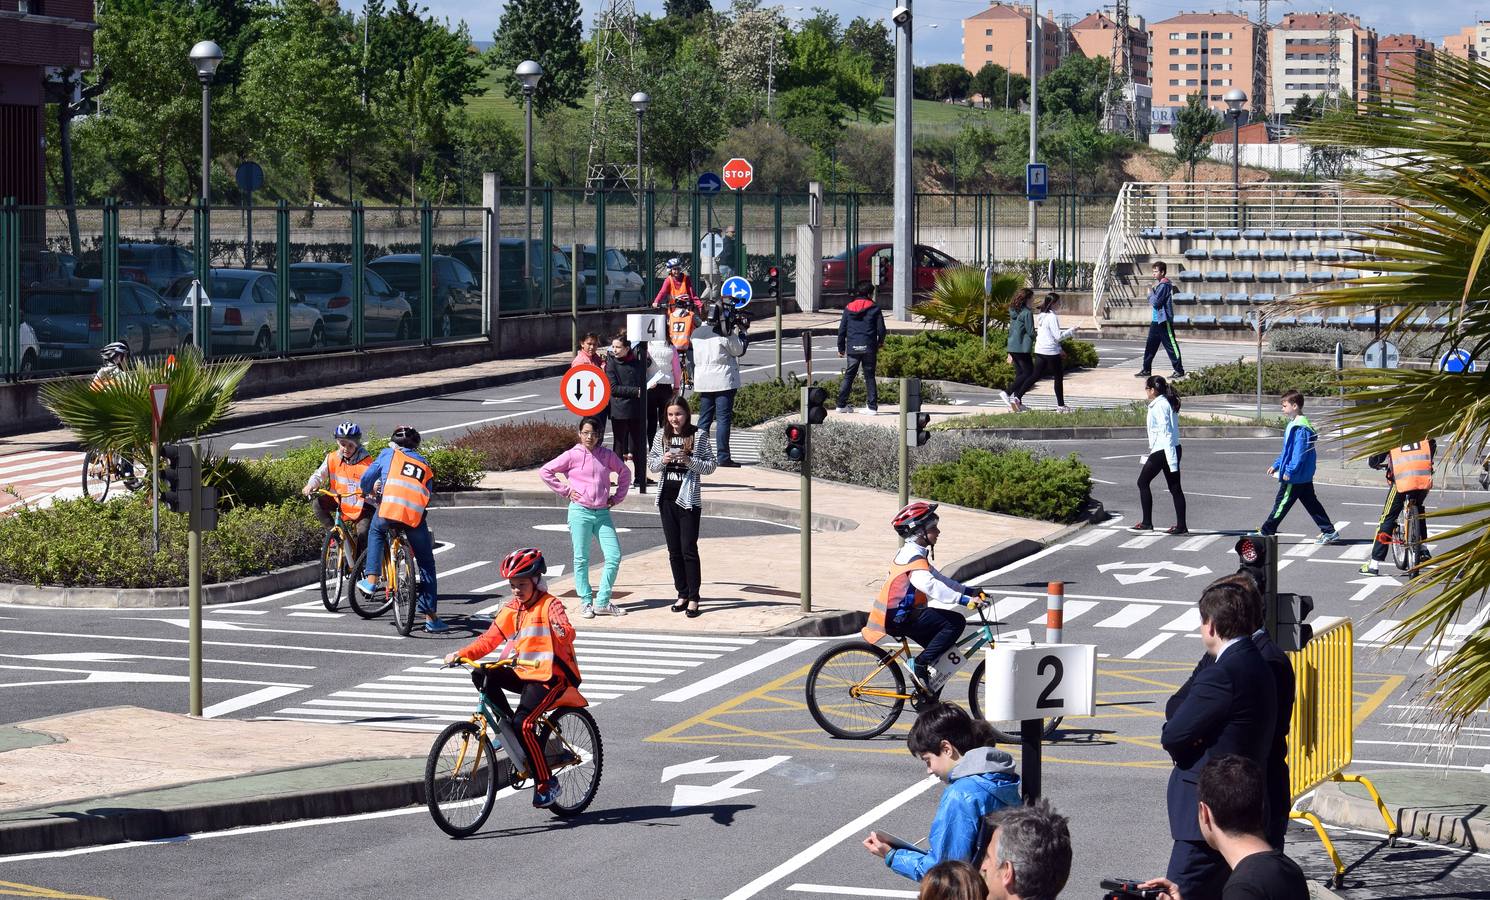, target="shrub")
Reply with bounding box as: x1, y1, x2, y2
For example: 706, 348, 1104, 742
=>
0, 494, 321, 588
213, 436, 483, 506
879, 330, 1098, 390
916, 268, 1022, 335
732, 376, 945, 428
1178, 359, 1340, 396
911, 449, 1092, 523
452, 420, 578, 471
1267, 326, 1366, 355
